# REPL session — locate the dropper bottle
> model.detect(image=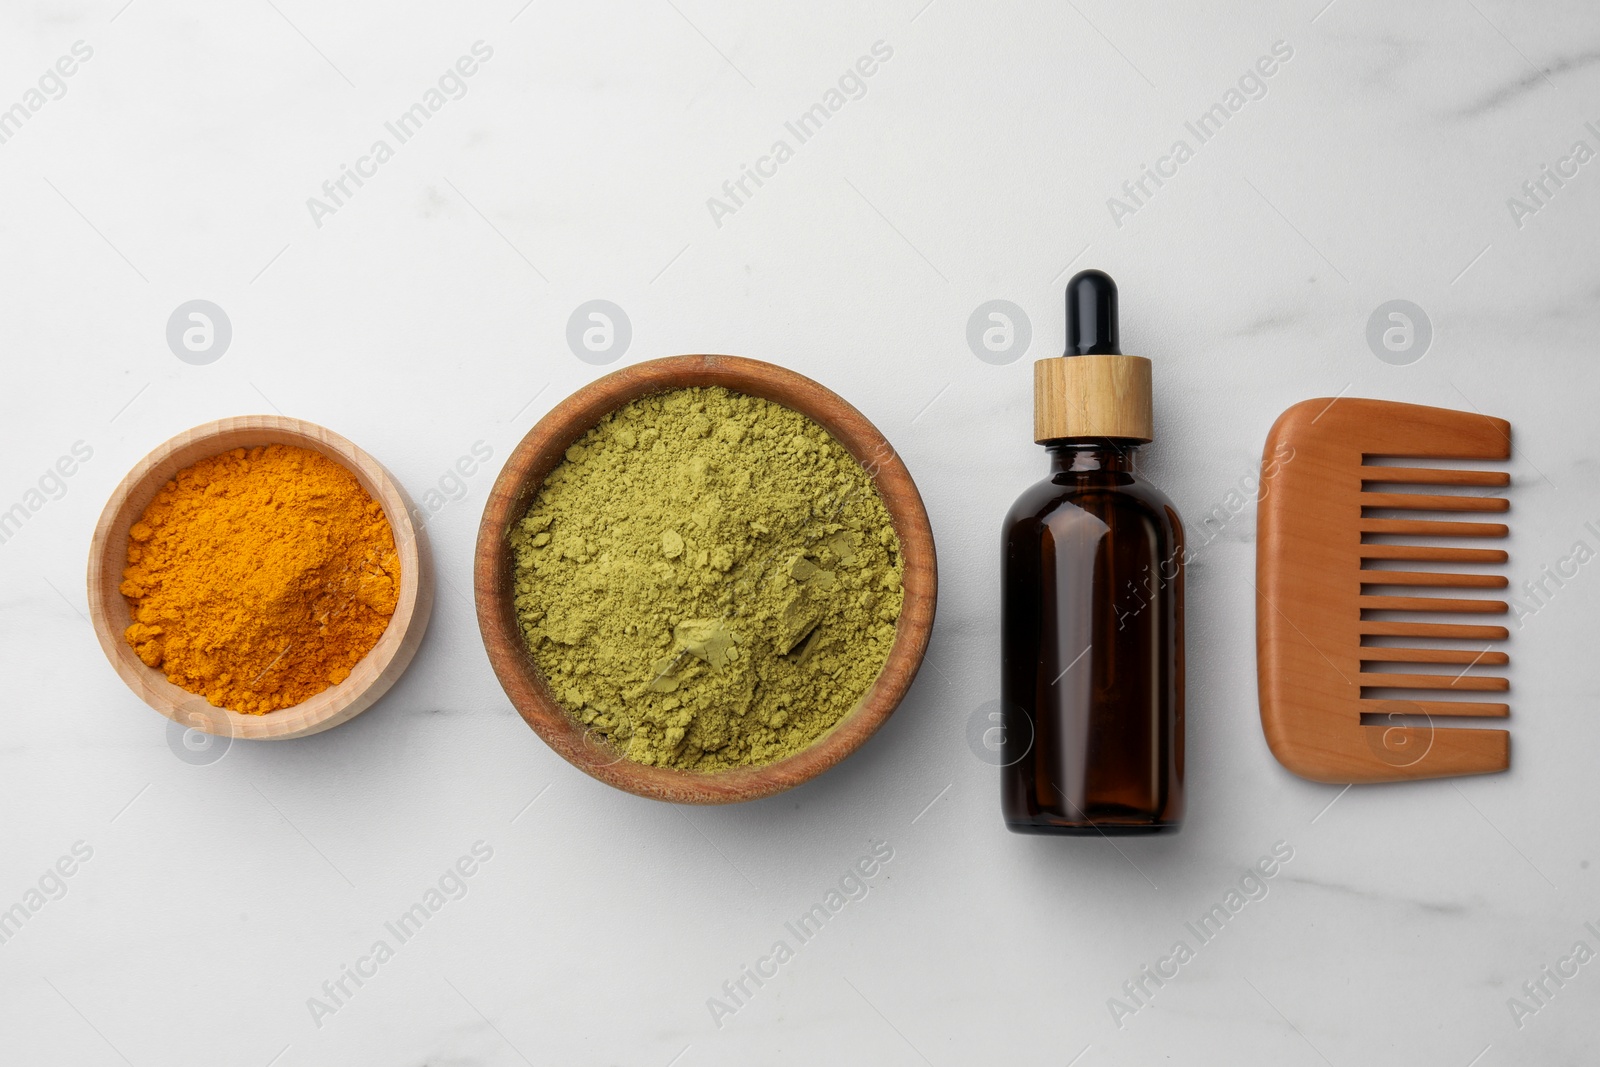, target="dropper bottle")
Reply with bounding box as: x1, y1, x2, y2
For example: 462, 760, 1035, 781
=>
1000, 269, 1185, 834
